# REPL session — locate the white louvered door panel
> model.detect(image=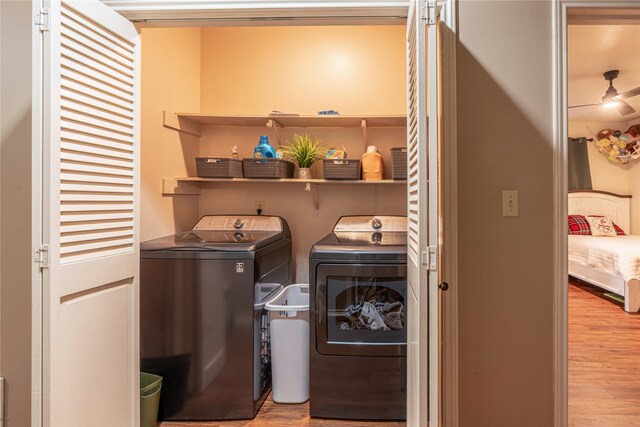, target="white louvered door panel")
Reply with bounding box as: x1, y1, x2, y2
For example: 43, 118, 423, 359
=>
406, 1, 441, 426
41, 1, 140, 425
